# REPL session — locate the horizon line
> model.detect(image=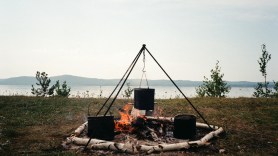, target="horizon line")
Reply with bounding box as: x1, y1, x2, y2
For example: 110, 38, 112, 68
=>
0, 74, 262, 83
